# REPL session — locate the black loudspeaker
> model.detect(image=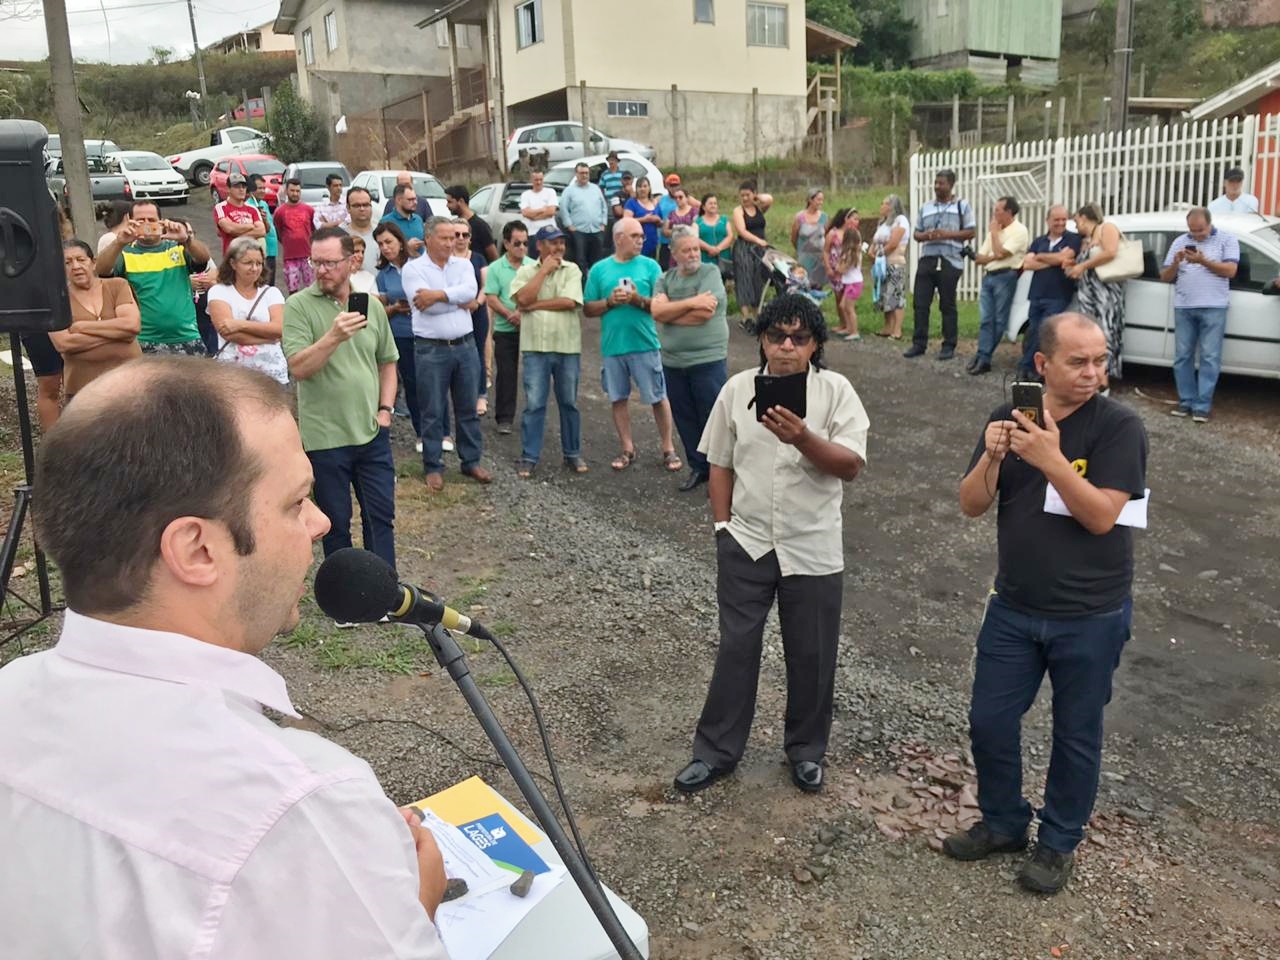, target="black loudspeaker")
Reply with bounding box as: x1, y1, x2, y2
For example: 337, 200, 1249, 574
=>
0, 120, 71, 334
